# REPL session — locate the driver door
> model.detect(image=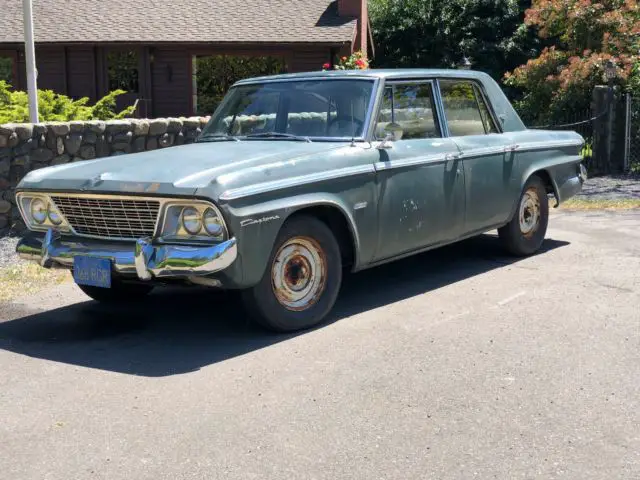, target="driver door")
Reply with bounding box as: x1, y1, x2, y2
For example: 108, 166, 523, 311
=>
372, 81, 466, 261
